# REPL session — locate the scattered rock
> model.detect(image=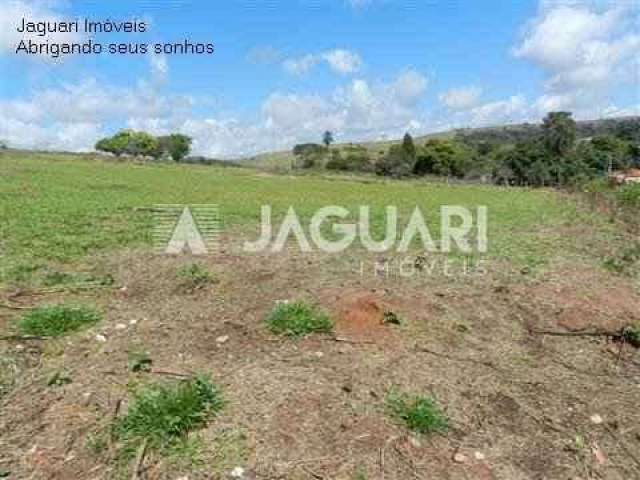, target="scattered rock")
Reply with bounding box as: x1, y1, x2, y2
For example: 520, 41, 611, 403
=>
129, 319, 138, 326
216, 335, 230, 344
453, 452, 469, 464
95, 334, 107, 343
474, 451, 486, 461
408, 436, 422, 448
115, 323, 127, 330
230, 466, 245, 478
590, 414, 603, 425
